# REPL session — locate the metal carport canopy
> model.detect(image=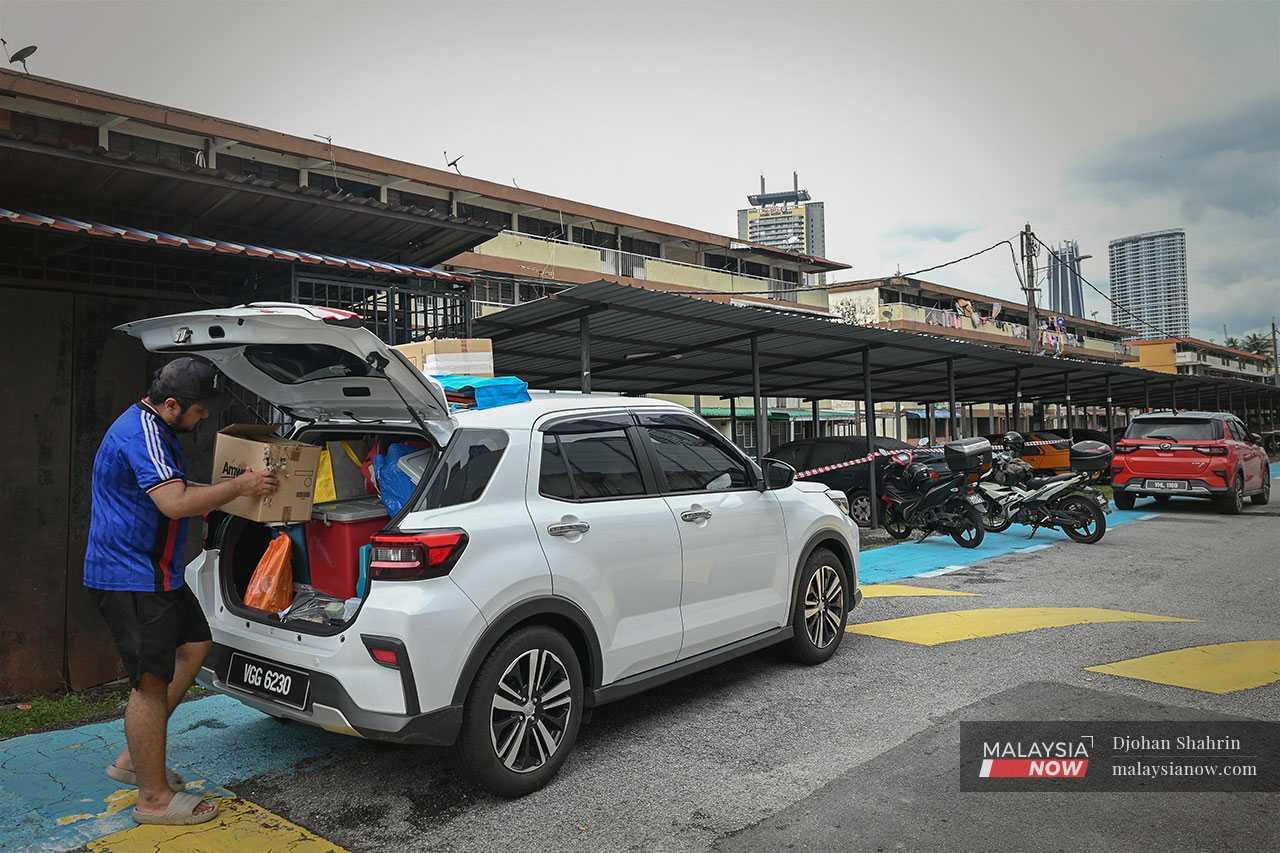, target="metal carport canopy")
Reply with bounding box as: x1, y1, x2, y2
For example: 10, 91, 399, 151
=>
472, 280, 1274, 409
